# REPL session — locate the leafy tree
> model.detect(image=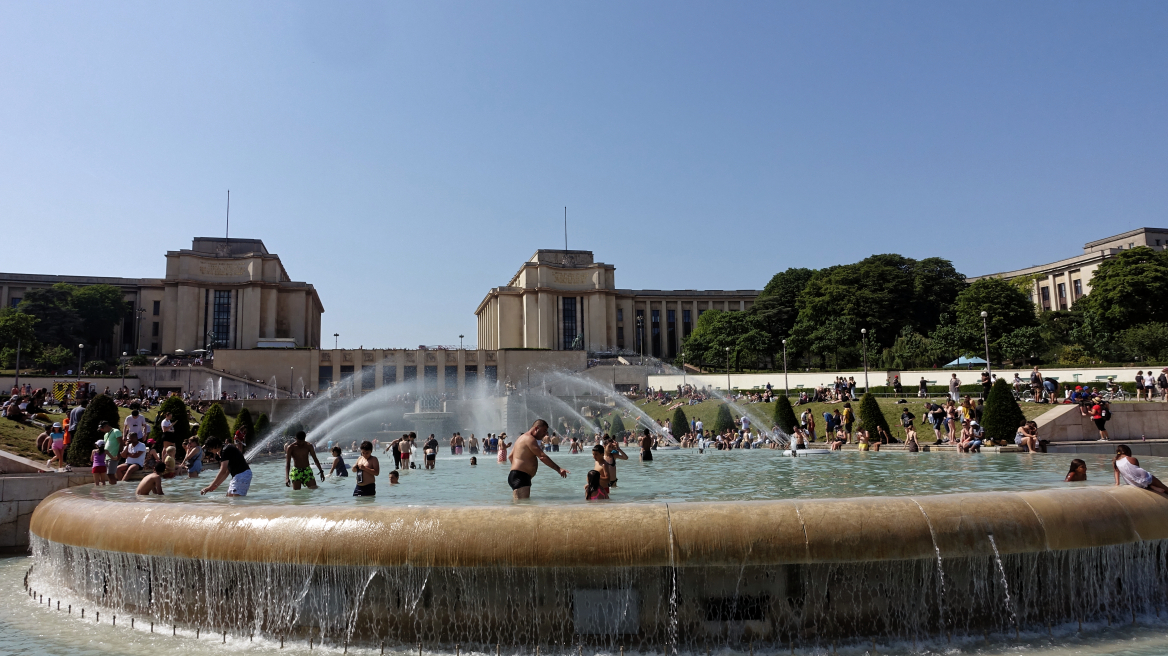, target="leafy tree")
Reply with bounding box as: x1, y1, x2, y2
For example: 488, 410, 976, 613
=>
1076, 246, 1168, 333
981, 378, 1024, 443
670, 407, 689, 440
197, 403, 231, 444
910, 258, 968, 335
254, 412, 271, 439
18, 284, 81, 349
609, 413, 625, 436
1071, 310, 1120, 360
857, 392, 890, 441
232, 407, 256, 445
71, 285, 130, 349
0, 308, 39, 351
772, 395, 798, 433
83, 360, 106, 374
753, 267, 815, 346
952, 278, 1036, 360
760, 267, 816, 304
1119, 322, 1168, 361
1036, 310, 1081, 350
34, 344, 73, 370
65, 394, 120, 466
682, 309, 762, 369
154, 396, 192, 445
712, 404, 736, 435
998, 326, 1046, 364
